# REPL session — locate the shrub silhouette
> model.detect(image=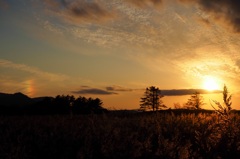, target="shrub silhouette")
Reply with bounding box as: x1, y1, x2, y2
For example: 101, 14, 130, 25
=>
211, 84, 232, 119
